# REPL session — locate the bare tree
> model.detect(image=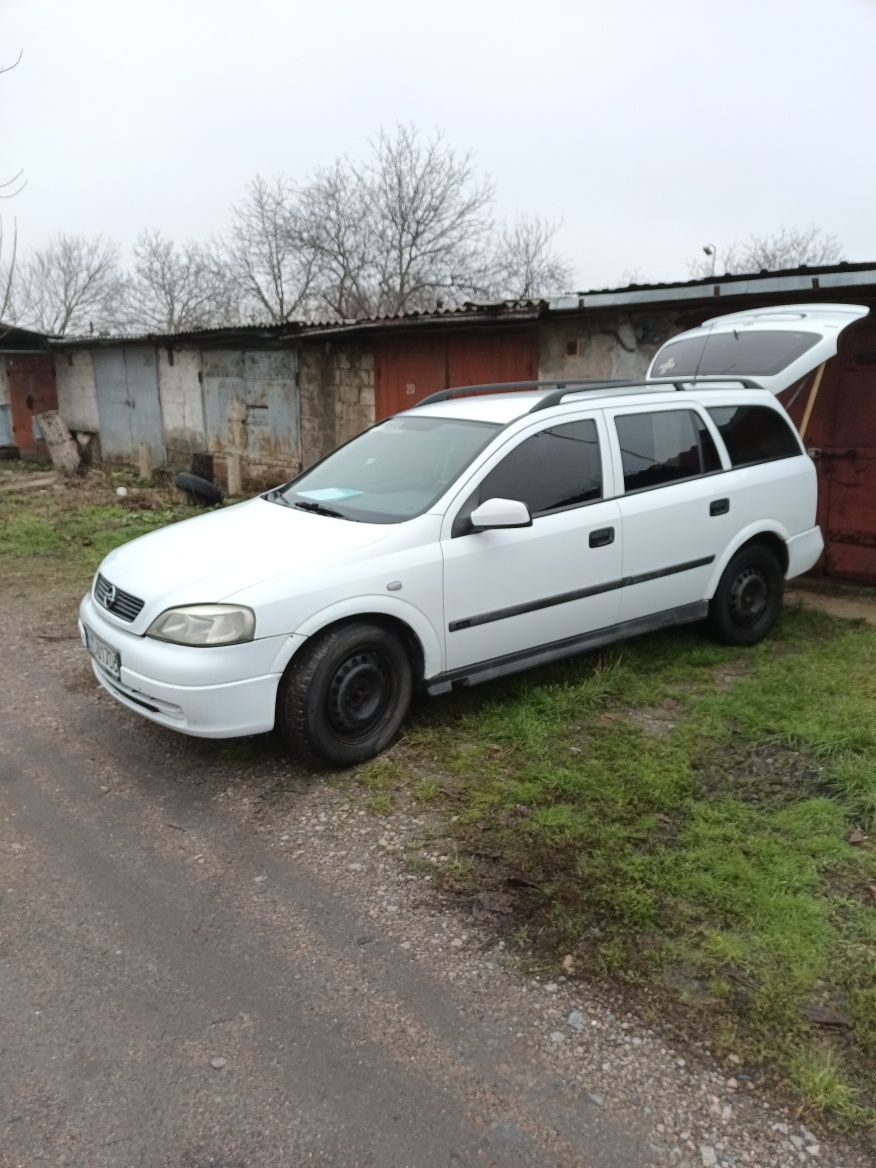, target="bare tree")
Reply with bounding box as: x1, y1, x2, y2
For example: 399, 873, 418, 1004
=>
1, 50, 25, 327
0, 217, 18, 327
221, 176, 318, 323
221, 126, 573, 323
13, 233, 124, 335
363, 126, 495, 314
298, 160, 373, 319
486, 216, 572, 299
690, 227, 843, 278
126, 230, 240, 332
